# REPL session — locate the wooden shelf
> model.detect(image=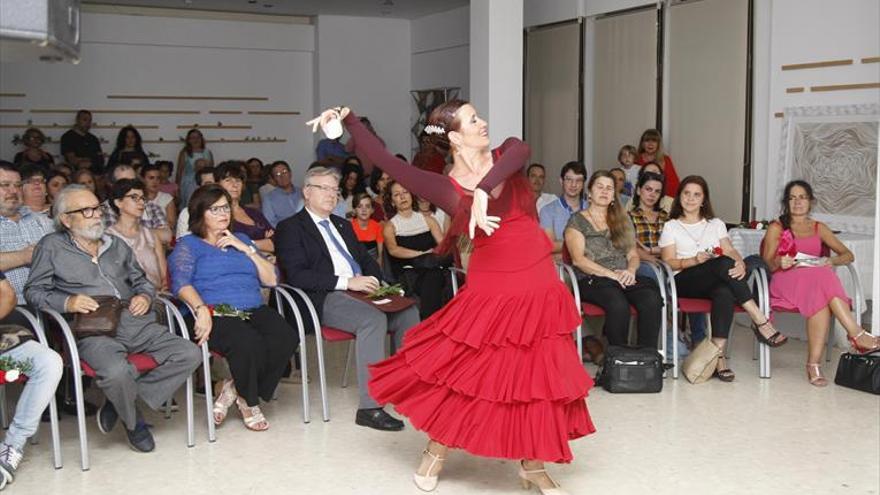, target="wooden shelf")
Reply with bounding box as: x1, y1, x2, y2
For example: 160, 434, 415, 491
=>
176, 124, 253, 129
811, 82, 880, 92
142, 138, 287, 144
108, 95, 268, 101
209, 111, 243, 115
0, 109, 23, 113
247, 111, 300, 115
0, 93, 26, 98
781, 59, 852, 71
31, 109, 200, 115
0, 124, 159, 129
